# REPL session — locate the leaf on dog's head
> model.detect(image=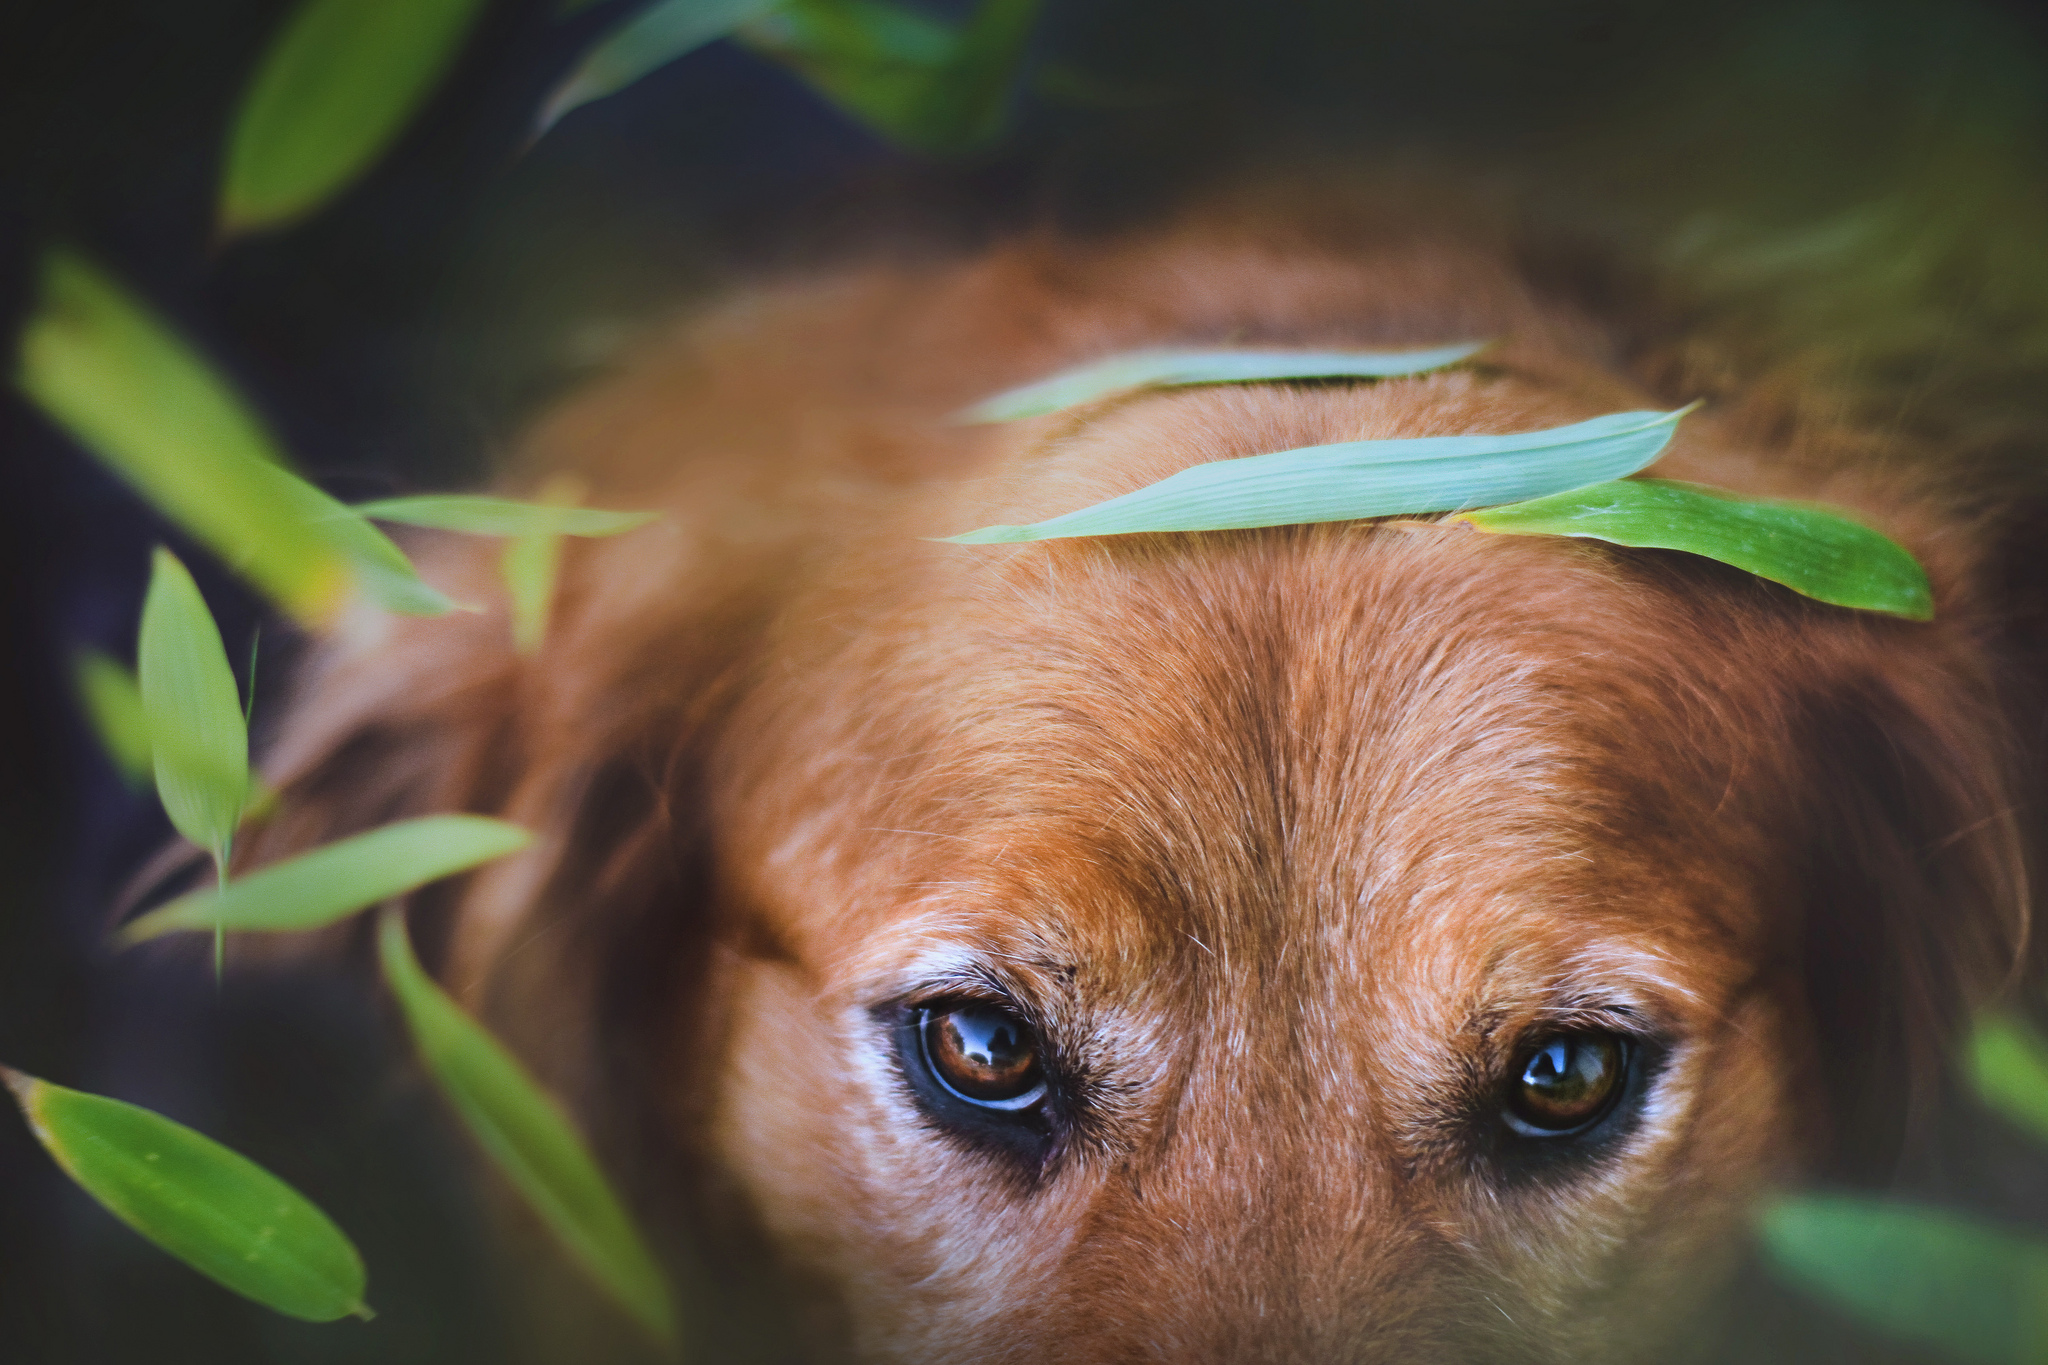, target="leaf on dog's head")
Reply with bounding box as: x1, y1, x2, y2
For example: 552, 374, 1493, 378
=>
351, 496, 659, 538
1454, 478, 1934, 620
2, 1067, 370, 1322
377, 910, 677, 1348
942, 406, 1691, 543
958, 341, 1488, 423
1968, 1015, 2048, 1145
